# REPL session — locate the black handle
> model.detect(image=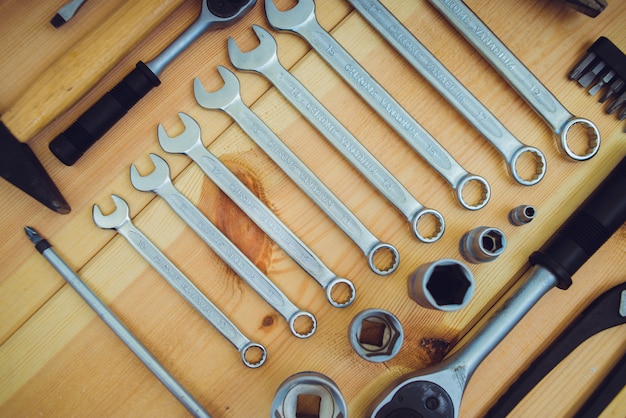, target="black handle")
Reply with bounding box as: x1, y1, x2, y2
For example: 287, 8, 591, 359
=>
49, 61, 160, 166
530, 156, 626, 289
